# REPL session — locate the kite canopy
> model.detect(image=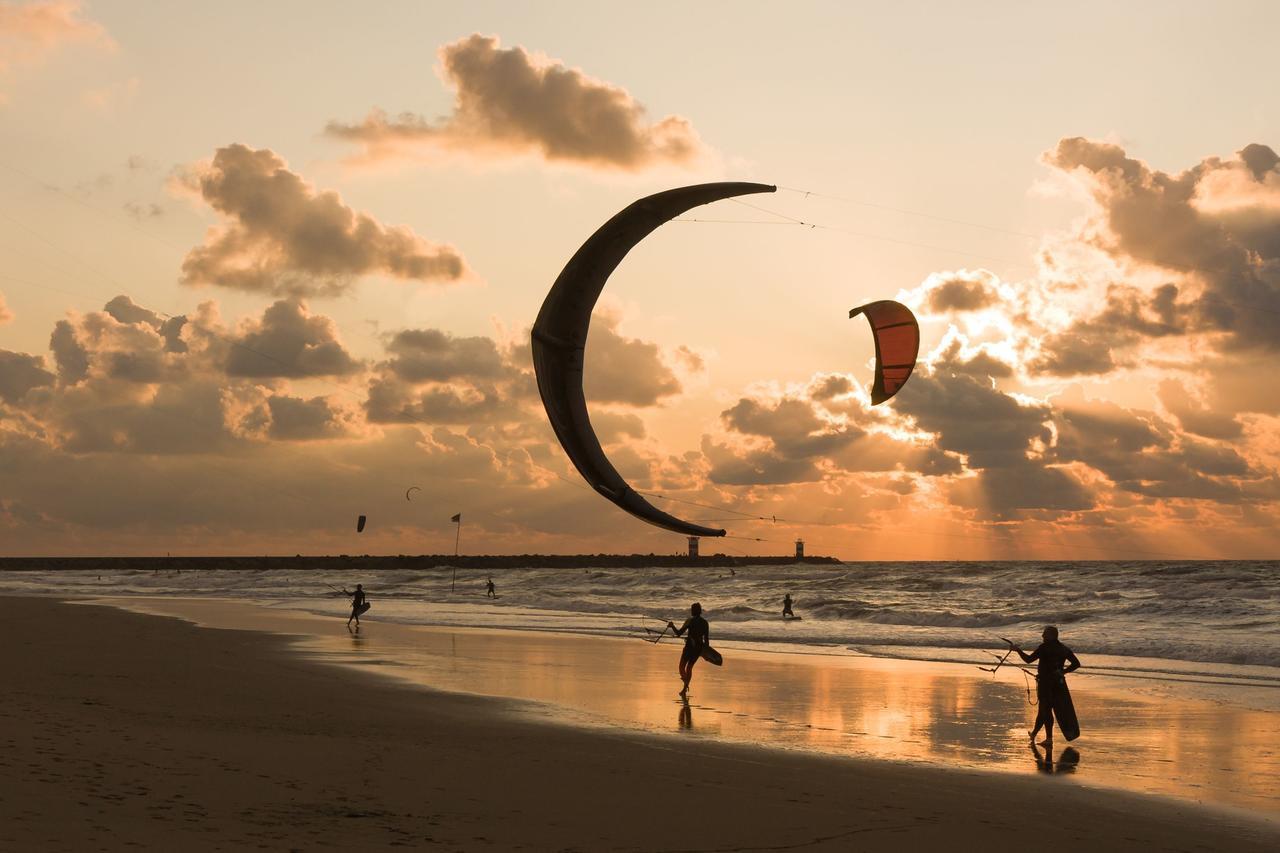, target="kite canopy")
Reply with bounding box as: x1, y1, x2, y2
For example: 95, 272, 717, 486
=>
356, 514, 367, 533
405, 486, 421, 501
848, 300, 919, 404
532, 182, 777, 538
